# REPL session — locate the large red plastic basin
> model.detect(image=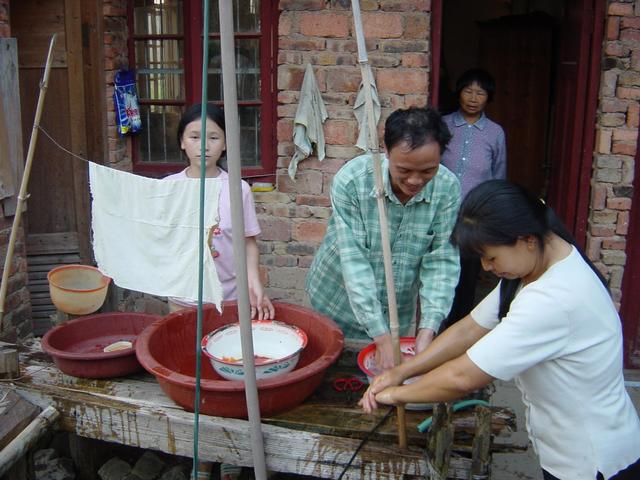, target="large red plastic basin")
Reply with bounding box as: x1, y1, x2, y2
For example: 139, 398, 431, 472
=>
41, 312, 161, 378
135, 301, 344, 418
